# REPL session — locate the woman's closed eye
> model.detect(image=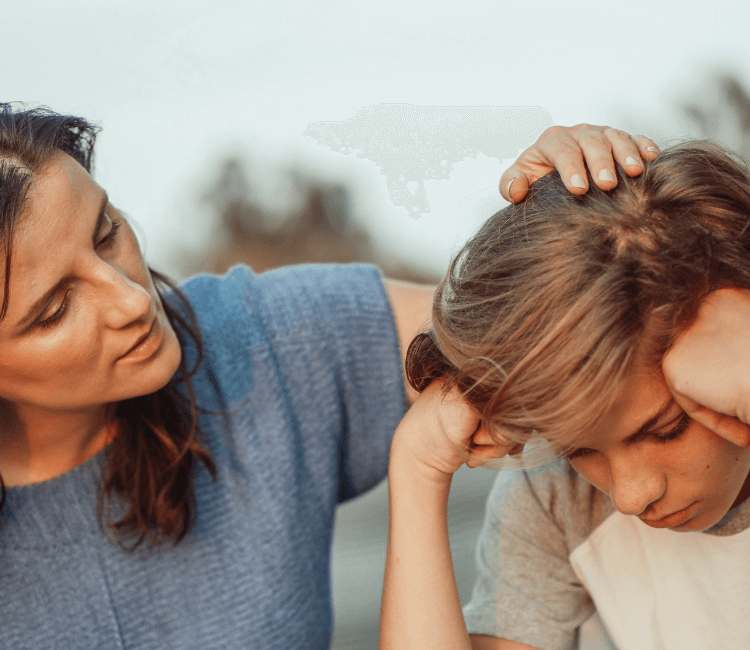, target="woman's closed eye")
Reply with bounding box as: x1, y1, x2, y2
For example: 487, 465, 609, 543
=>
564, 411, 692, 461
38, 217, 122, 331
97, 216, 121, 251
38, 289, 71, 330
